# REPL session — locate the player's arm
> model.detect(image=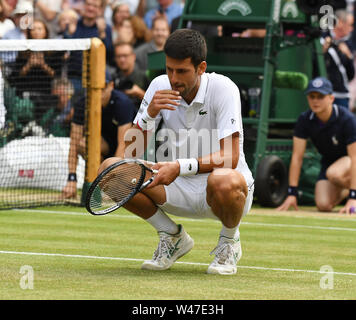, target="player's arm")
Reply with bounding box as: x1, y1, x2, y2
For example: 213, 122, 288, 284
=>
148, 132, 240, 188
62, 123, 83, 198
115, 122, 132, 158
276, 136, 307, 211
339, 141, 356, 214
198, 132, 239, 173
125, 89, 180, 158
